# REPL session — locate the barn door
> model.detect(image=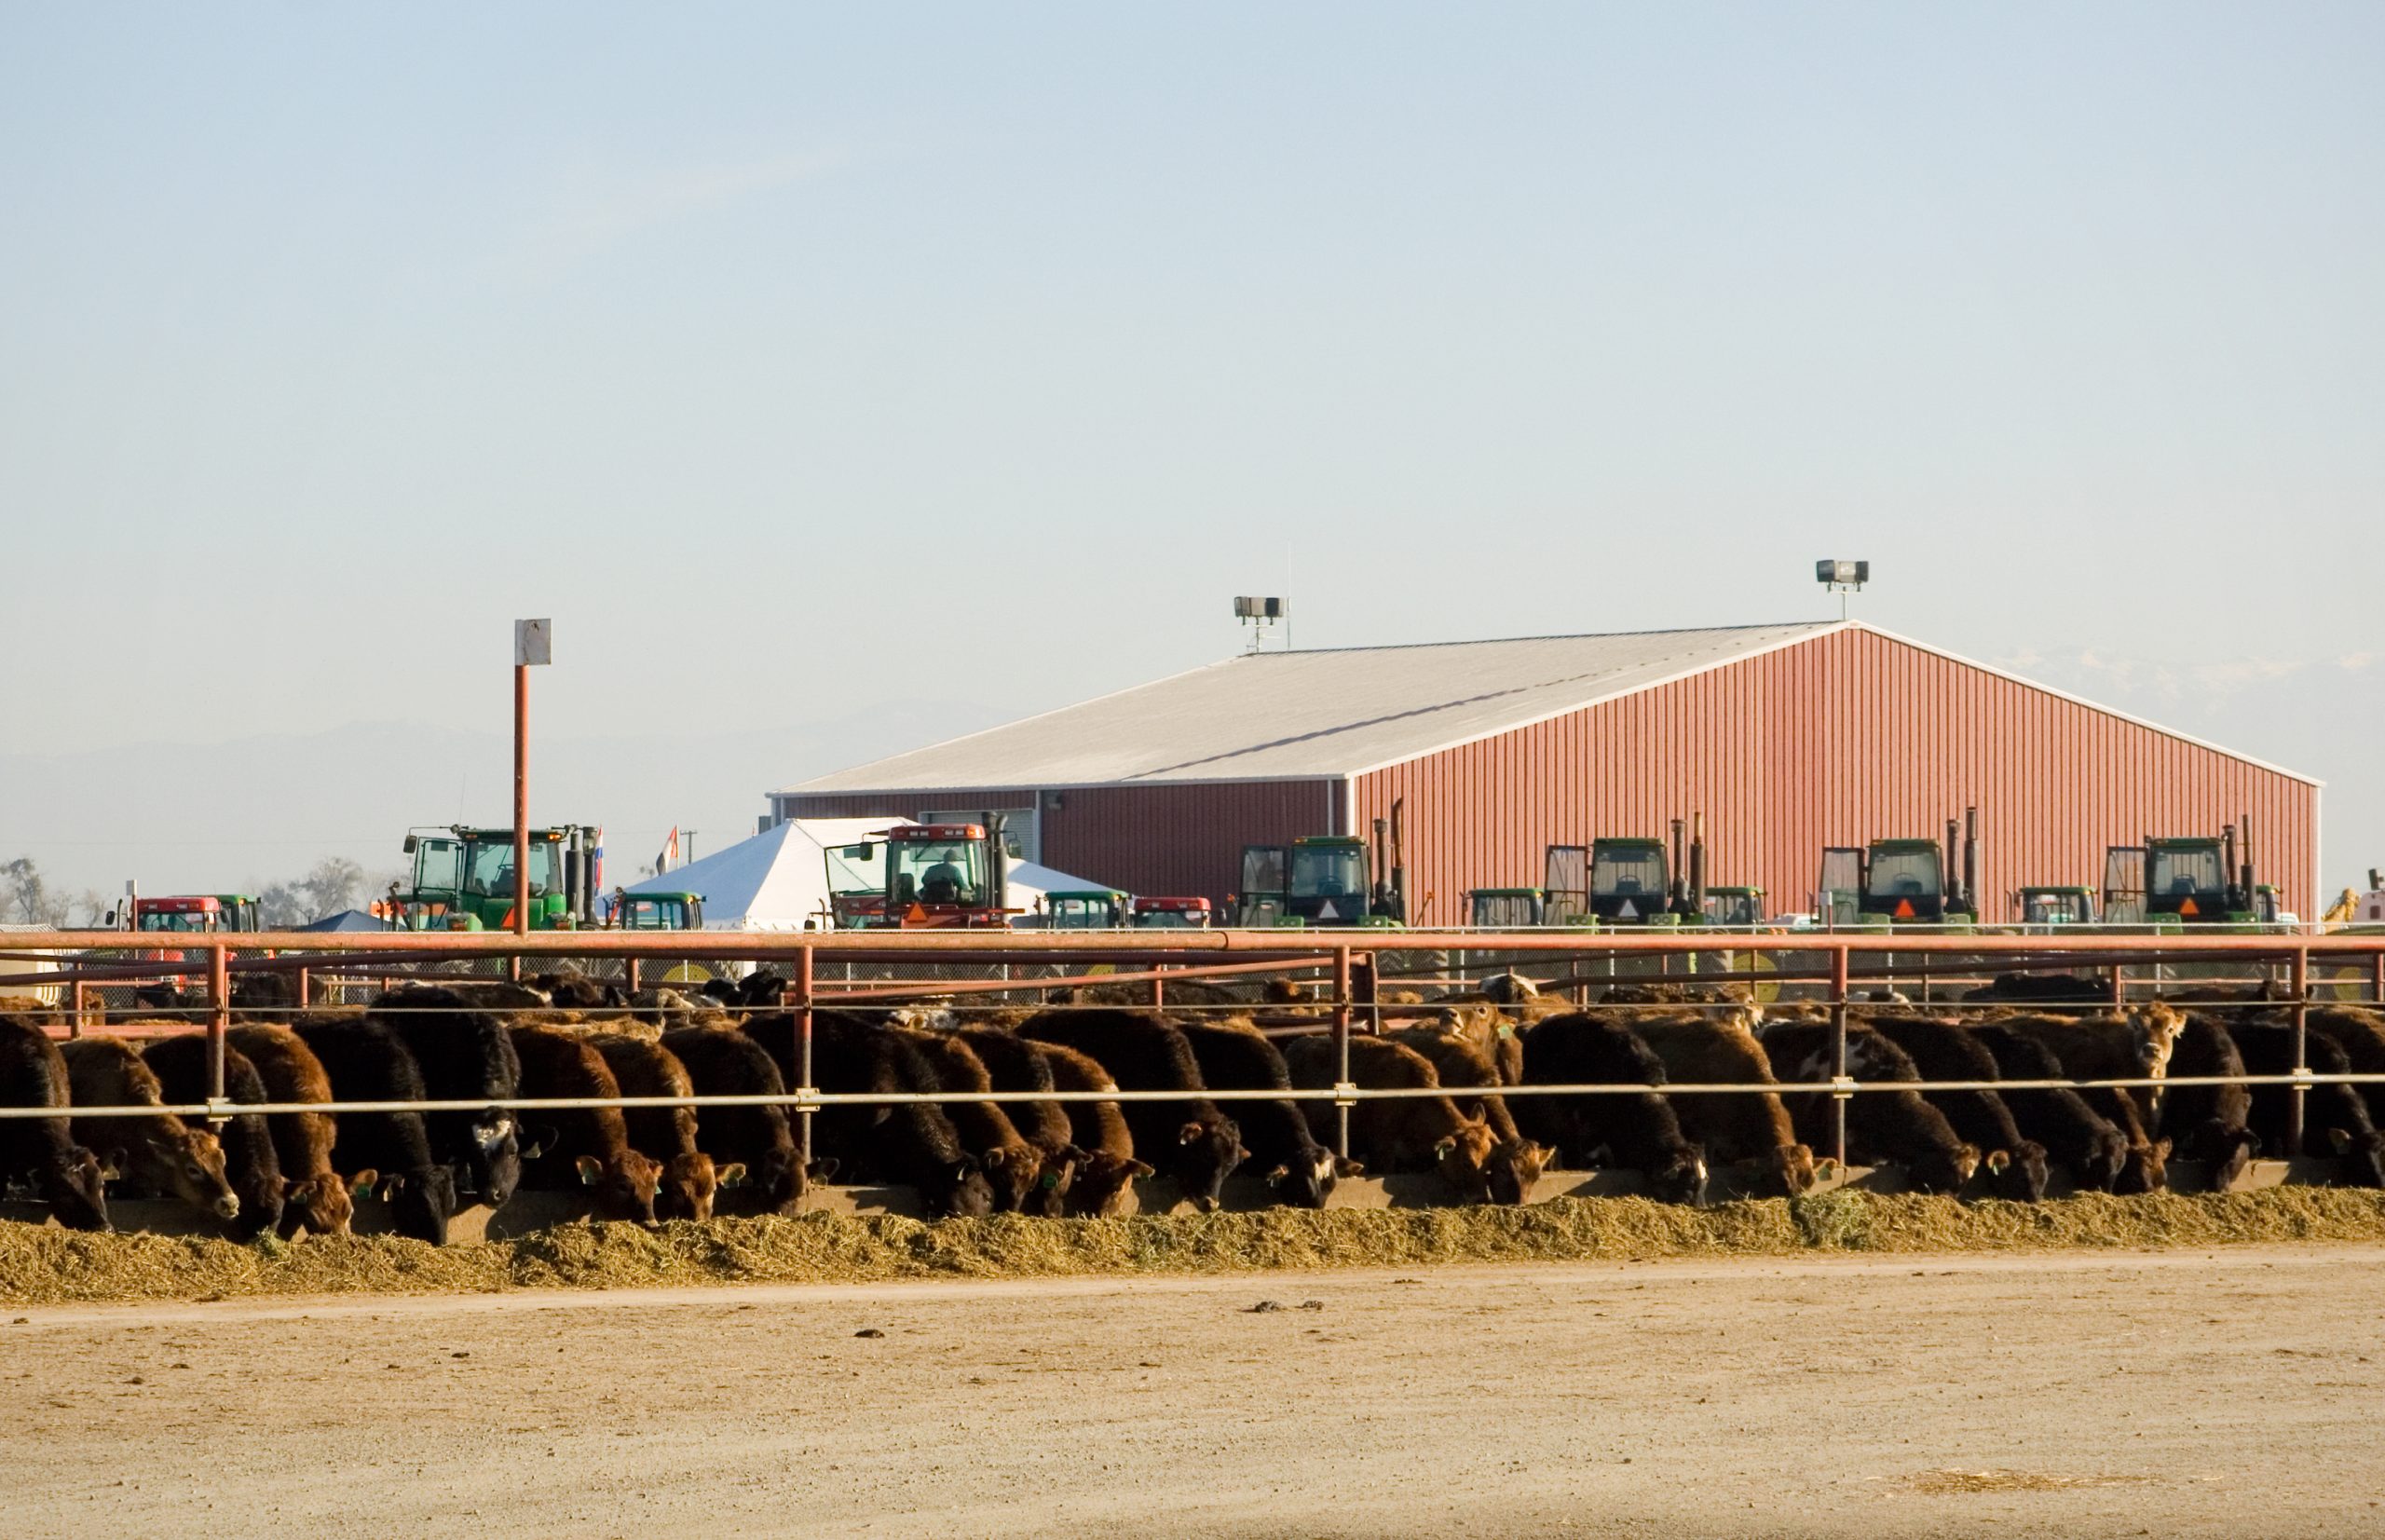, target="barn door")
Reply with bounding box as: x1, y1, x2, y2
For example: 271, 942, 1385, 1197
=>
2103, 845, 2147, 925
